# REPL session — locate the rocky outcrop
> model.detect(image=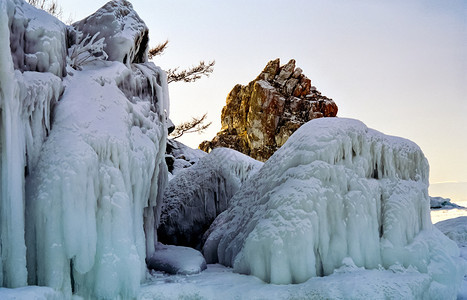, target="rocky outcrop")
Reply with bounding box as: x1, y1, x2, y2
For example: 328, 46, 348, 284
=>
199, 59, 338, 161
